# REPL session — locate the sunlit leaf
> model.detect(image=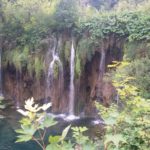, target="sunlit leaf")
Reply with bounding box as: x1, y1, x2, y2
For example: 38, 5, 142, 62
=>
60, 125, 71, 141
16, 134, 32, 142
17, 109, 29, 116
49, 136, 60, 143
